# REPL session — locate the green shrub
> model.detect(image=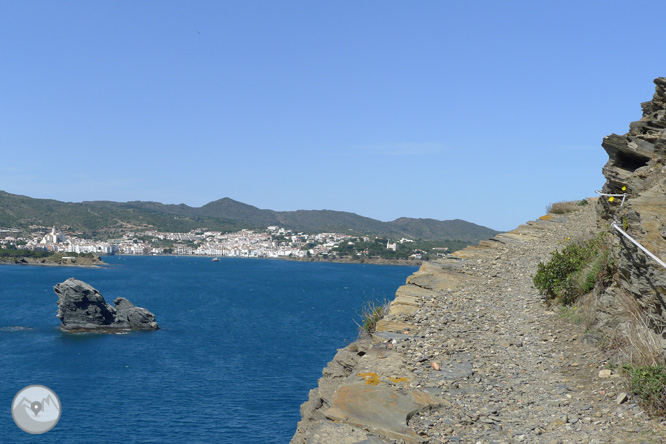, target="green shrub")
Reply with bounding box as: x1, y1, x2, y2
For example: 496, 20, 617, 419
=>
623, 364, 666, 415
558, 305, 584, 325
533, 234, 614, 305
533, 241, 594, 302
578, 250, 614, 294
0, 249, 51, 259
